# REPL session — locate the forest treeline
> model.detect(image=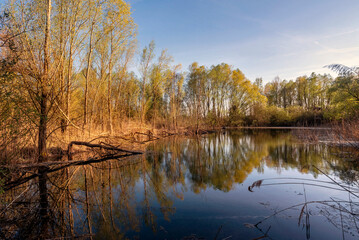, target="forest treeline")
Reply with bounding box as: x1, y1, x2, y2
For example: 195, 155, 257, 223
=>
0, 0, 359, 163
